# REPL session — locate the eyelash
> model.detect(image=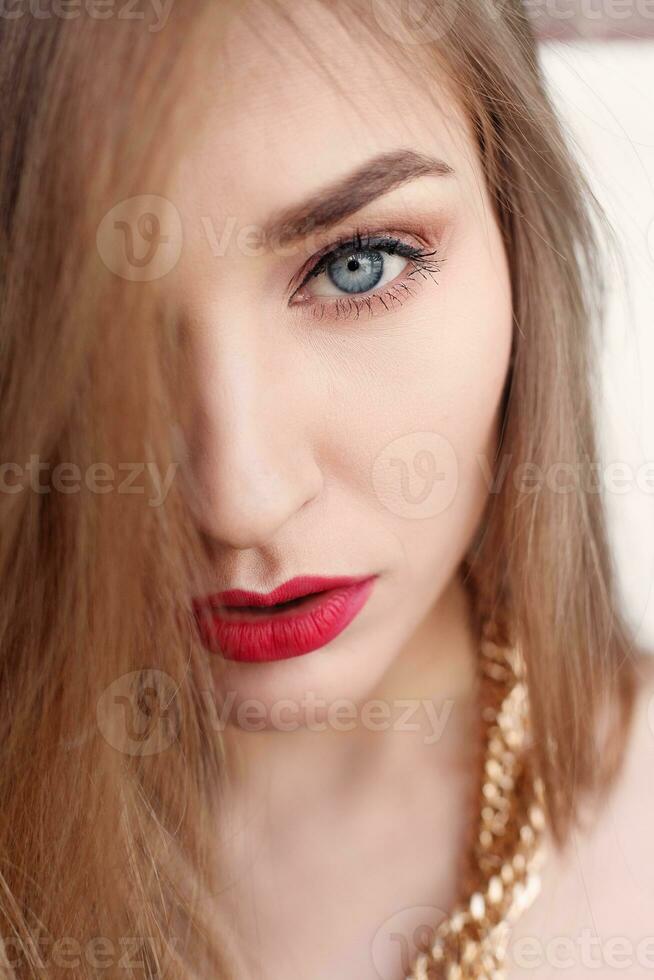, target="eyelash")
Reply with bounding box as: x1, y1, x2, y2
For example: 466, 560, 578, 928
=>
289, 228, 444, 322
